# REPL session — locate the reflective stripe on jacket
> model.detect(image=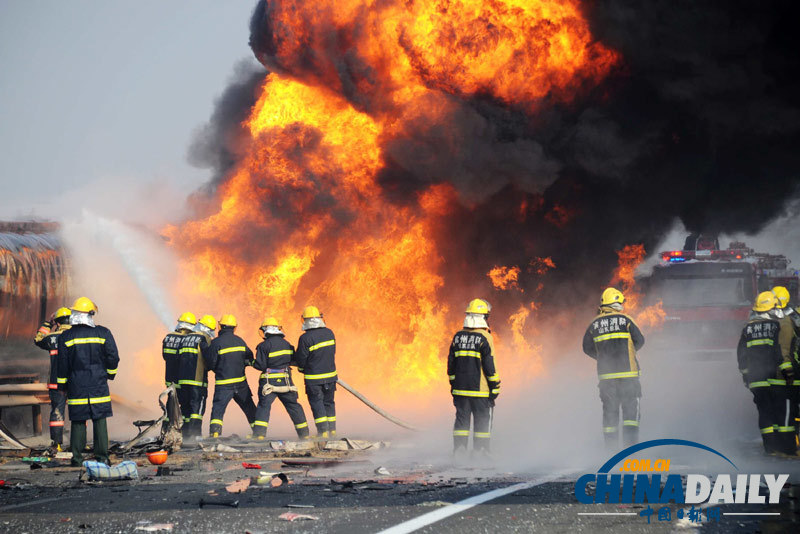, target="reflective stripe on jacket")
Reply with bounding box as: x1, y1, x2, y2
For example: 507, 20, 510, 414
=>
582, 308, 645, 380
296, 327, 337, 384
204, 329, 253, 387
738, 317, 782, 386
56, 324, 119, 420
177, 332, 211, 387
254, 334, 297, 387
447, 327, 499, 398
